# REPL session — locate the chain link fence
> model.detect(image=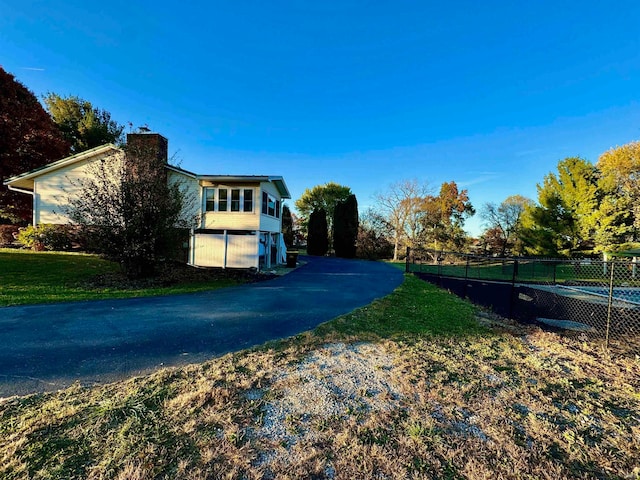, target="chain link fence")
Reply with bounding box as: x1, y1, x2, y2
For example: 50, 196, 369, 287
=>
407, 248, 640, 355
